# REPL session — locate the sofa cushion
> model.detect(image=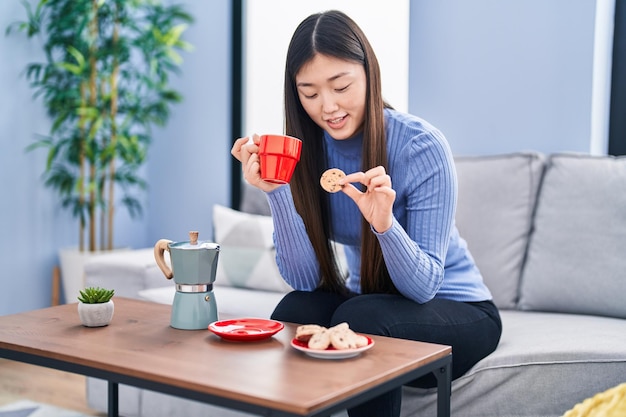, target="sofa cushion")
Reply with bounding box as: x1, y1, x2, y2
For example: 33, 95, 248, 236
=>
212, 204, 293, 293
401, 310, 626, 417
518, 153, 626, 318
240, 183, 272, 216
454, 153, 545, 309
83, 248, 168, 299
